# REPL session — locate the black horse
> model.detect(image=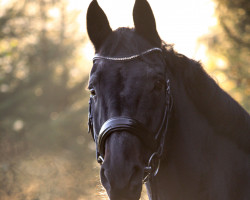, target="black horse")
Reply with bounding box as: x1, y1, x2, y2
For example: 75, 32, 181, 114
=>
86, 0, 250, 199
